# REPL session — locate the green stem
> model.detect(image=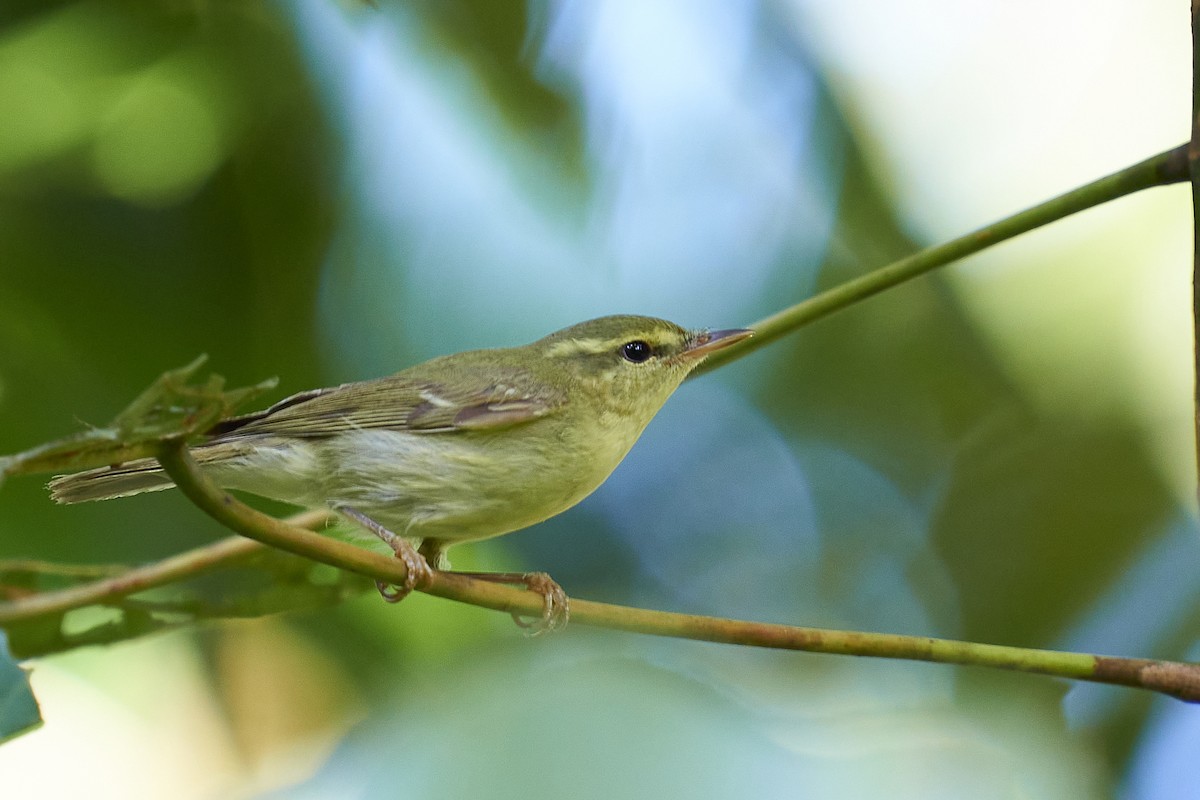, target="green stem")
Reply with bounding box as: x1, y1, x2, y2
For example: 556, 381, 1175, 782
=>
571, 601, 1199, 702
695, 142, 1190, 375
1191, 4, 1200, 493
148, 442, 1200, 703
